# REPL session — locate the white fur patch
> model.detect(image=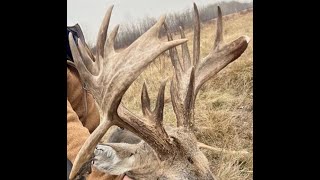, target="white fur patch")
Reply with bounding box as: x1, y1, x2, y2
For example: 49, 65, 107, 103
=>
93, 144, 136, 175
